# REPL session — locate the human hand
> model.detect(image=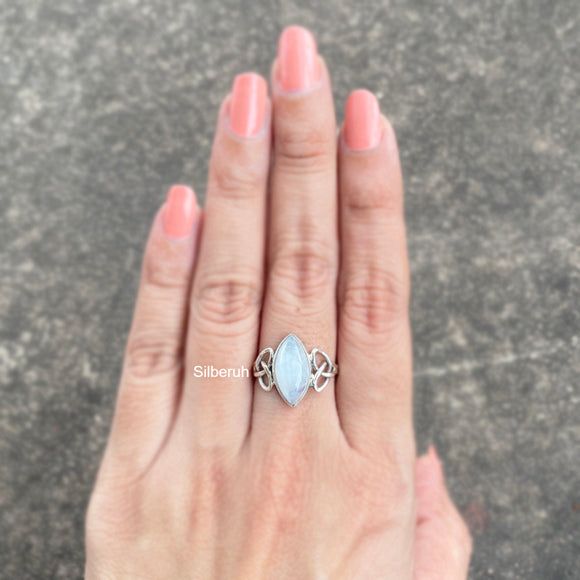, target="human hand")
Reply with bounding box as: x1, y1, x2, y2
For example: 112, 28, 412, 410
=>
85, 26, 471, 579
